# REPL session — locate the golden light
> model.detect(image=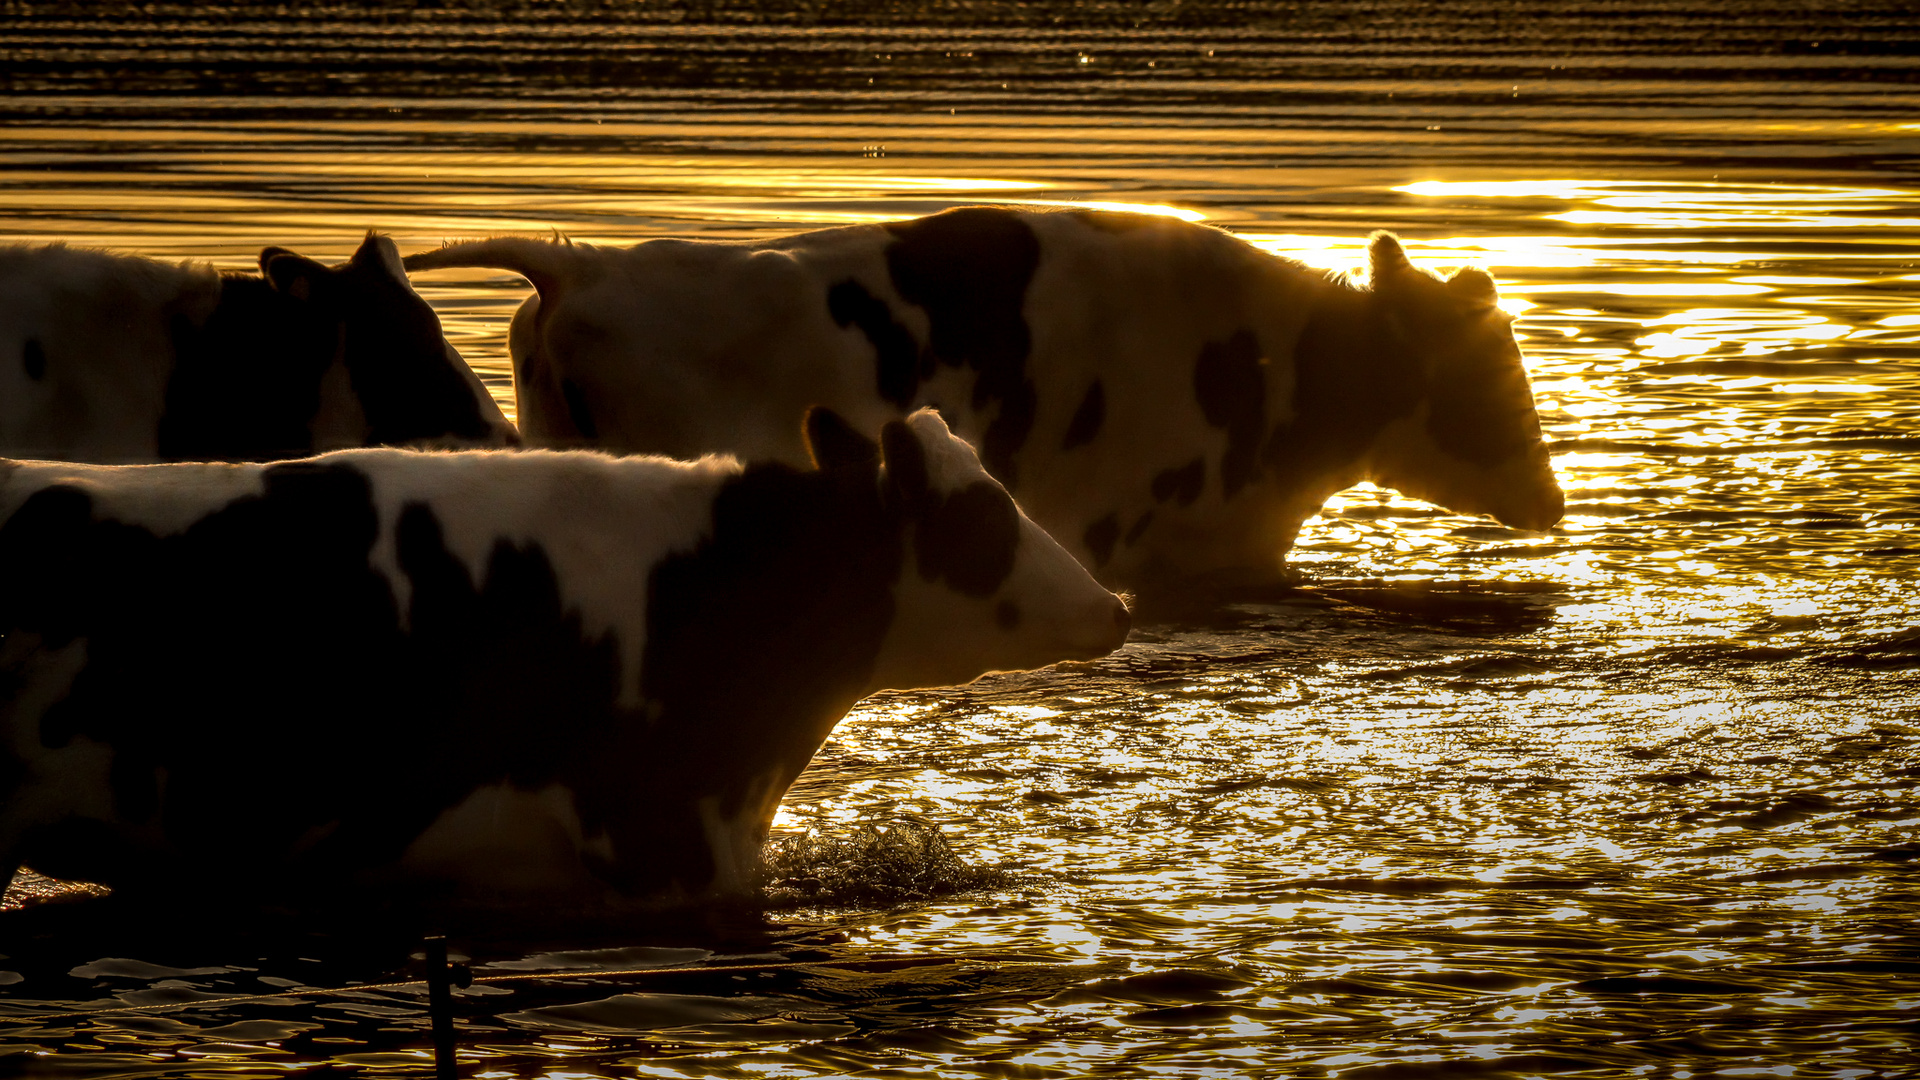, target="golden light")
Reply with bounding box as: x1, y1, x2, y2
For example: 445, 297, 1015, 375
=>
1011, 199, 1209, 222
1521, 282, 1773, 297
1553, 210, 1920, 229
1728, 275, 1858, 286
1397, 179, 1911, 203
